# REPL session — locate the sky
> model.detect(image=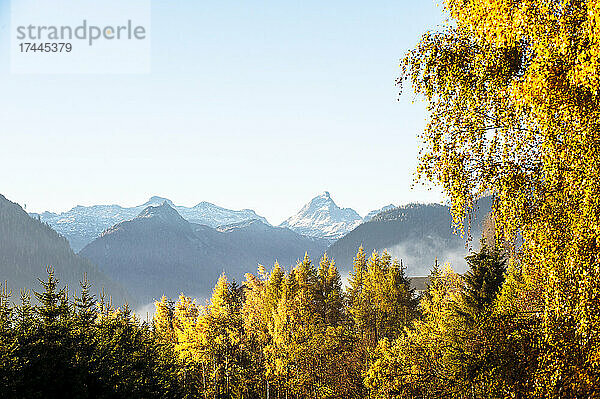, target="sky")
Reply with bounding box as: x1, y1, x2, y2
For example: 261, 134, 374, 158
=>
0, 0, 447, 225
